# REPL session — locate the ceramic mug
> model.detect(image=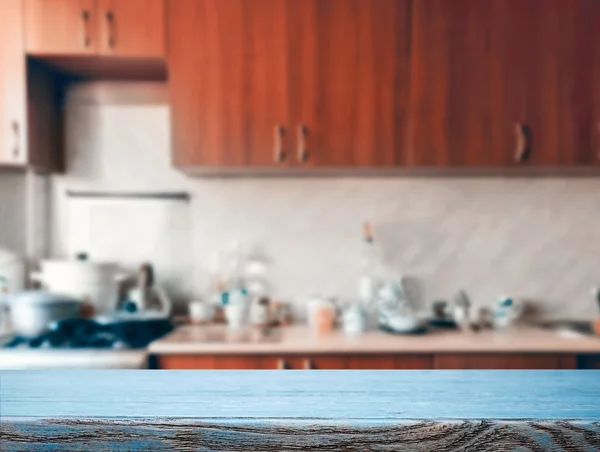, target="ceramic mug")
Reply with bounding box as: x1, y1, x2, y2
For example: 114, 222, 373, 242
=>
307, 296, 336, 335
189, 300, 215, 324
494, 297, 524, 329
342, 304, 366, 336
225, 304, 248, 330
